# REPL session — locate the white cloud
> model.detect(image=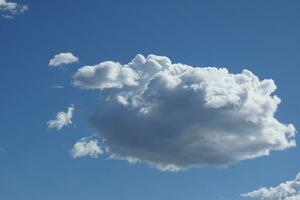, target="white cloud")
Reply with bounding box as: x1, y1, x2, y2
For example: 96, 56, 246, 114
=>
242, 173, 300, 200
73, 61, 139, 89
49, 52, 78, 67
47, 105, 74, 130
0, 0, 28, 17
73, 54, 296, 171
70, 138, 103, 158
